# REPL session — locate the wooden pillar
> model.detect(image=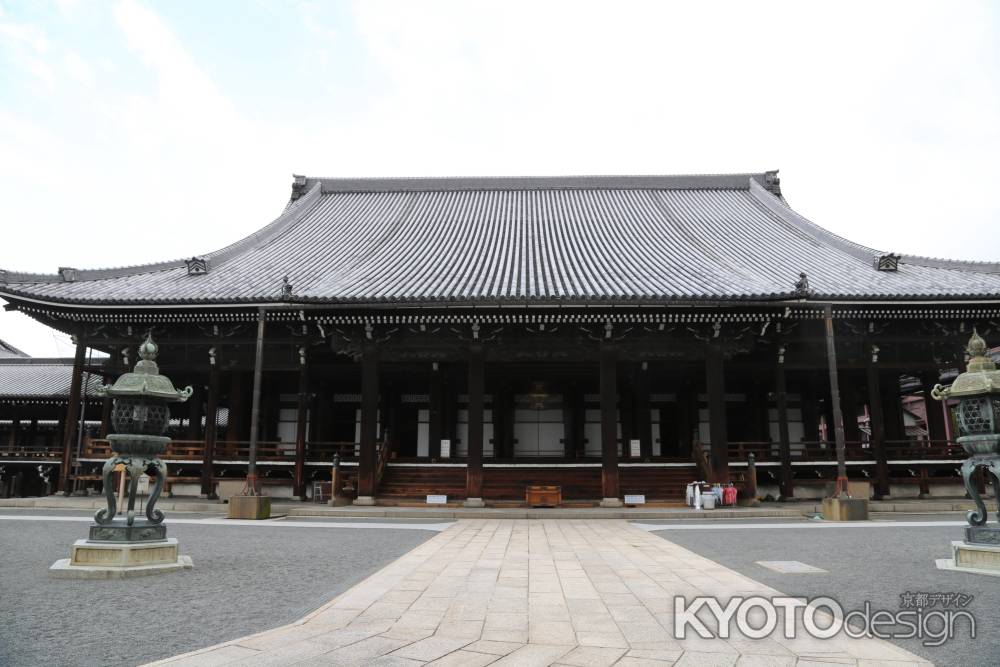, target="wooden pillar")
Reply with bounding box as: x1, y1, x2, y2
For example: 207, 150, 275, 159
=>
201, 364, 220, 498
466, 346, 484, 503
842, 374, 862, 446
619, 375, 635, 458
675, 374, 695, 459
705, 345, 729, 483
635, 363, 653, 460
599, 346, 621, 503
58, 337, 87, 494
7, 415, 18, 448
562, 383, 577, 460
800, 376, 820, 443
356, 345, 379, 502
428, 364, 443, 459
866, 355, 890, 499
776, 362, 794, 498
226, 372, 247, 444
294, 351, 309, 500
186, 381, 203, 442
922, 372, 947, 442
823, 305, 849, 494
